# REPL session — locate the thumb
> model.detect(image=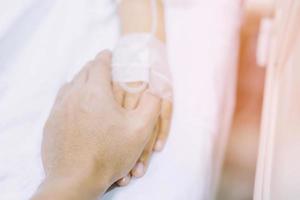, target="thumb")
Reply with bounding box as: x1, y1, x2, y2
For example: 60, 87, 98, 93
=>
87, 50, 112, 87
134, 90, 161, 122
